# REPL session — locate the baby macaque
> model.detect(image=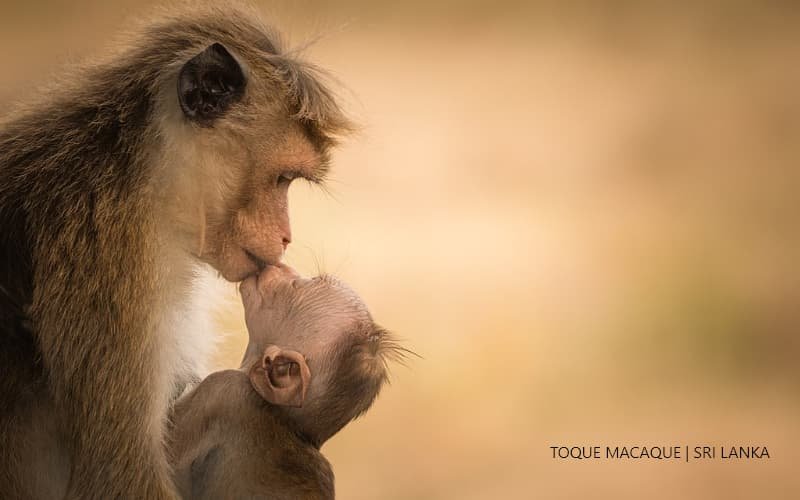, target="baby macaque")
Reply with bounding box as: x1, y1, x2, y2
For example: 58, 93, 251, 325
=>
169, 264, 398, 499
